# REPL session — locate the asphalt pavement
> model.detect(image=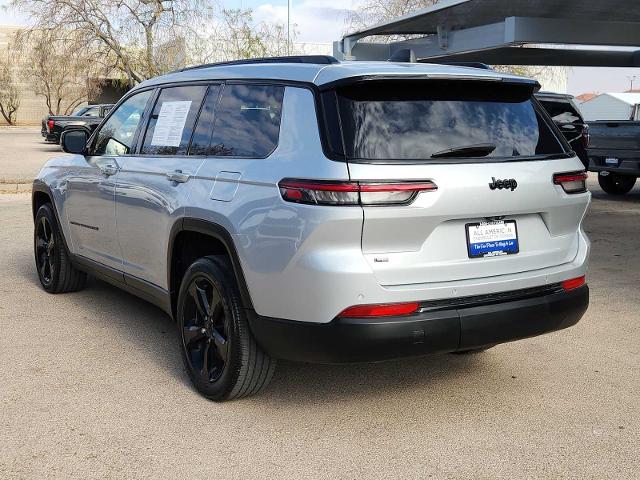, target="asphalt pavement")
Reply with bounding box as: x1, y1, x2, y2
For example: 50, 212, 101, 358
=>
0, 127, 61, 182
